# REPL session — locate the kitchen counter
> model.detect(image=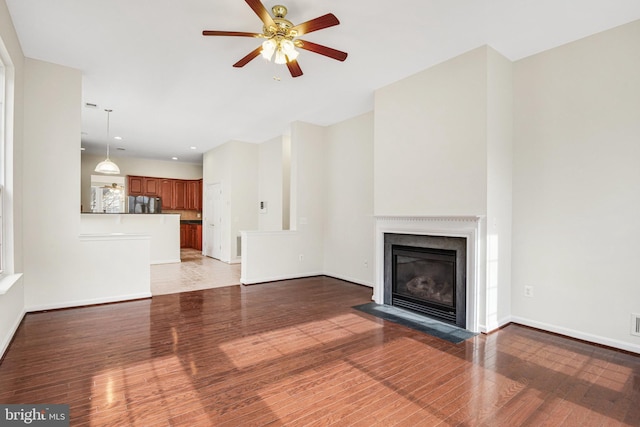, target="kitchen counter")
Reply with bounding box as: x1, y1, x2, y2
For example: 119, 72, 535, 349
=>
180, 219, 202, 225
